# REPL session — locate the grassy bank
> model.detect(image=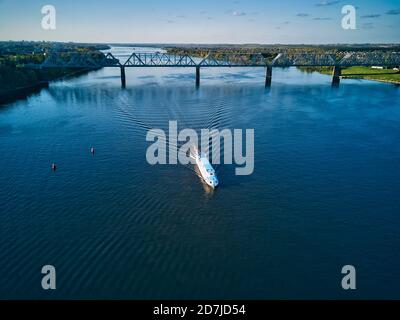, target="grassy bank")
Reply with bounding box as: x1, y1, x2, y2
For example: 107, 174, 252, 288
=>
299, 66, 400, 84
342, 66, 400, 84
